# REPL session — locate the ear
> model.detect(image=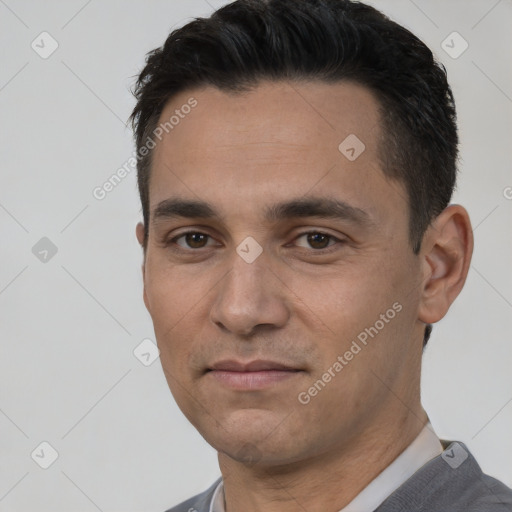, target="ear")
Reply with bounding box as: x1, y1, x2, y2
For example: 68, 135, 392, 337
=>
417, 204, 474, 324
135, 222, 150, 311
136, 221, 145, 248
